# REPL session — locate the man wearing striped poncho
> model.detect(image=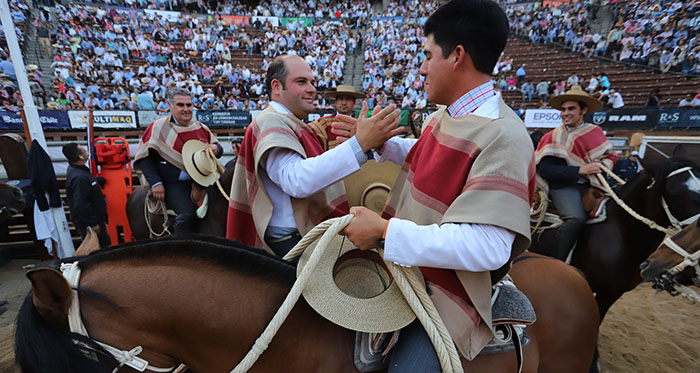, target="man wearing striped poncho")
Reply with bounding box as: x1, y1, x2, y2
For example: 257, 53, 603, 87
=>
343, 0, 536, 370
